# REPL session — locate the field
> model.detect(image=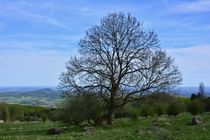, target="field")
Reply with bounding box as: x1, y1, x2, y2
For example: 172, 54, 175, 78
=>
0, 88, 62, 107
1, 113, 210, 140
